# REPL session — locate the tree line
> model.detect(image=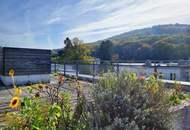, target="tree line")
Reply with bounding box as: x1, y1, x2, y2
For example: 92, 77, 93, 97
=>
52, 37, 190, 62
93, 40, 190, 61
